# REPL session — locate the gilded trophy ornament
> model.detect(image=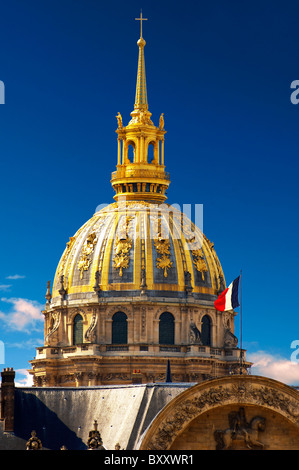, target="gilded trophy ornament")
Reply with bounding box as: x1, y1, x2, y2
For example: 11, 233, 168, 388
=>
26, 430, 42, 450
57, 236, 75, 276
113, 216, 134, 277
154, 236, 173, 278
77, 232, 97, 279
191, 248, 208, 280
113, 236, 133, 276
87, 420, 105, 450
